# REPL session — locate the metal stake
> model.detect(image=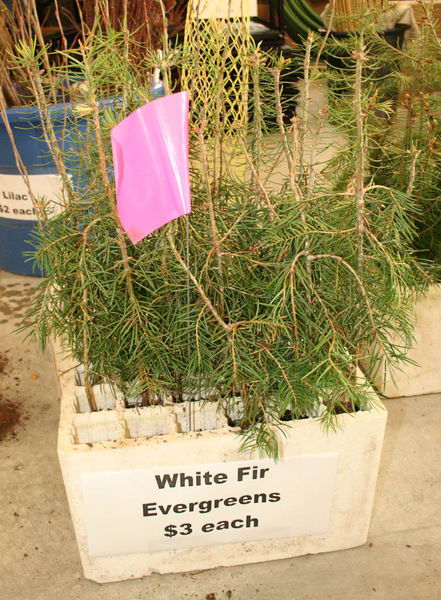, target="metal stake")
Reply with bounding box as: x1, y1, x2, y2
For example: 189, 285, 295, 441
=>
186, 214, 192, 432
